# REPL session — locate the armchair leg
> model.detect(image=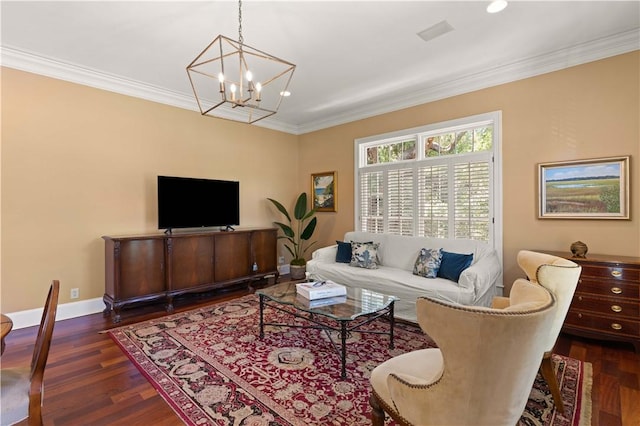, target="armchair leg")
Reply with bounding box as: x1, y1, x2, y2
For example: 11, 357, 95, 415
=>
369, 393, 386, 426
540, 352, 565, 413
